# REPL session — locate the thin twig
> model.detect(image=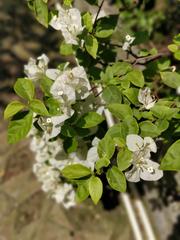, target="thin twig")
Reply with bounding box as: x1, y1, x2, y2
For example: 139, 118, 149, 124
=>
93, 0, 105, 28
